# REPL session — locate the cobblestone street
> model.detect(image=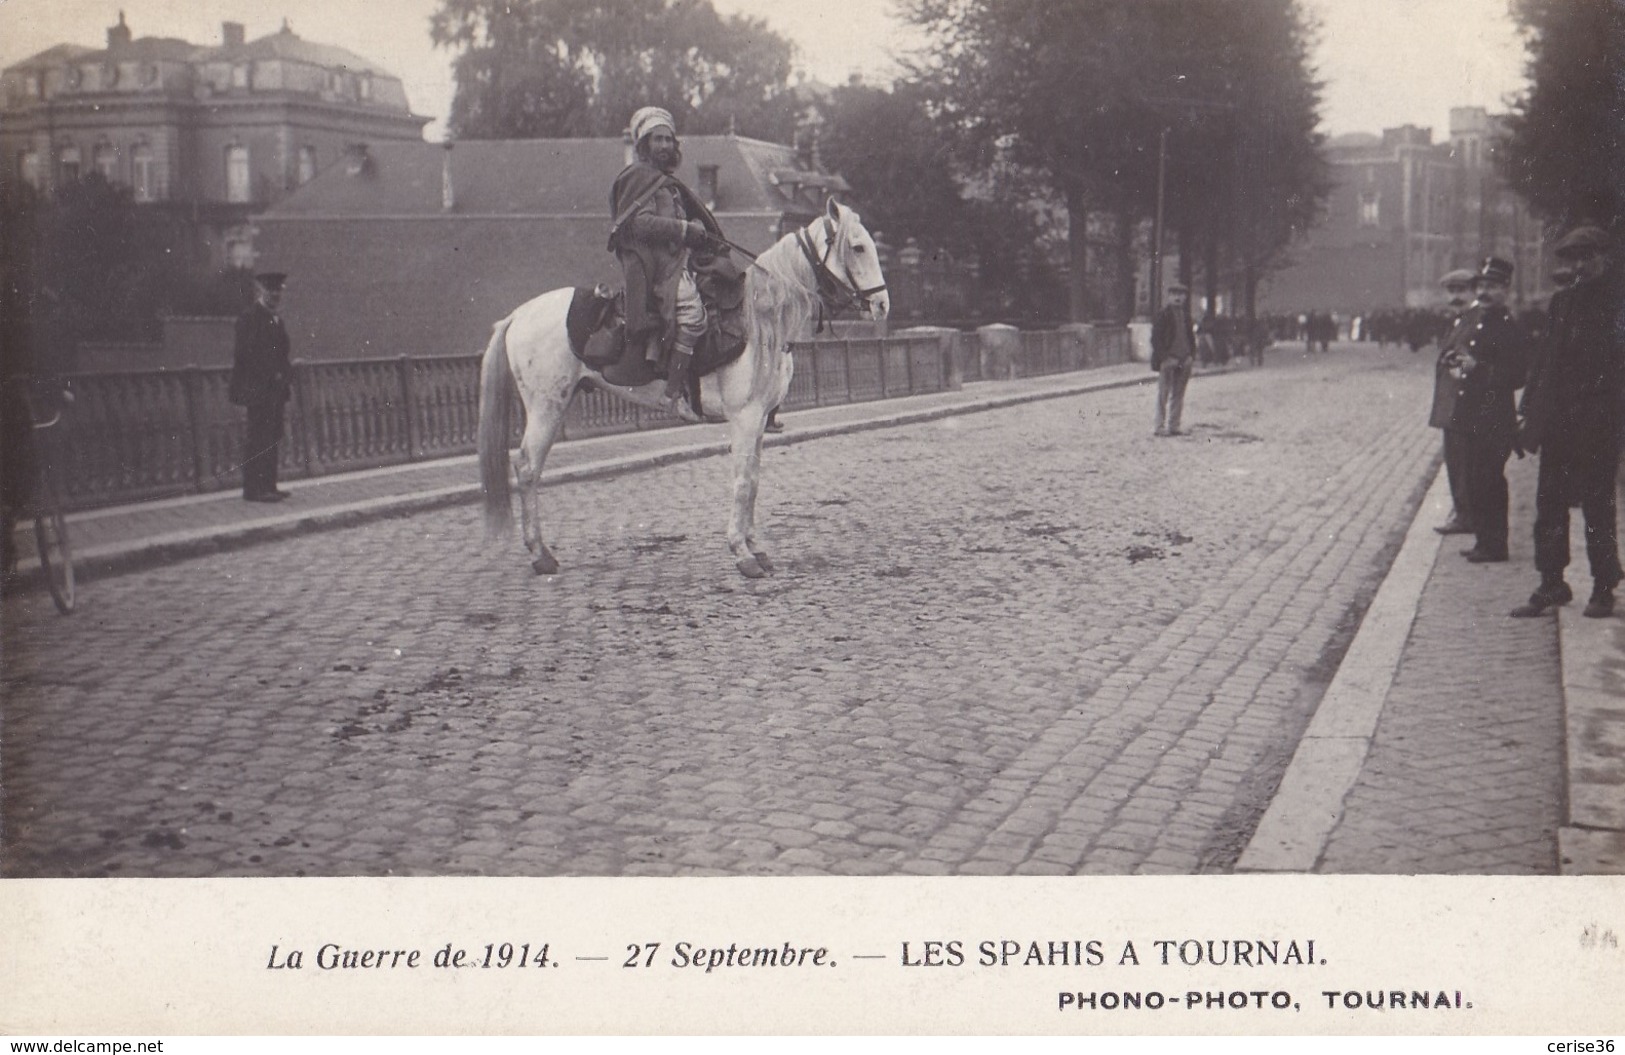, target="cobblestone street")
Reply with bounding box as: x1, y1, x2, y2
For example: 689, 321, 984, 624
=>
4, 349, 1455, 876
